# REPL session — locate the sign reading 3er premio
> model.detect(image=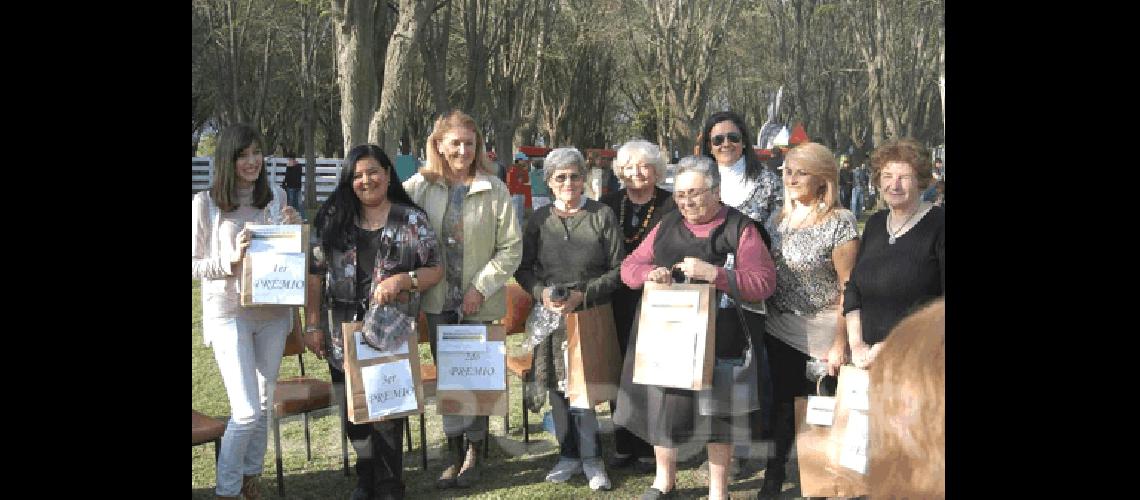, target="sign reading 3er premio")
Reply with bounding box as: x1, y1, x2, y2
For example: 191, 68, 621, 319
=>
241, 224, 308, 306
